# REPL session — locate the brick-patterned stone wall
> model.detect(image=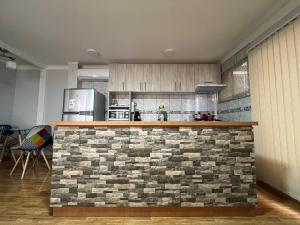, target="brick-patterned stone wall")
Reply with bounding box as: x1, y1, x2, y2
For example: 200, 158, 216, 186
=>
50, 126, 256, 207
